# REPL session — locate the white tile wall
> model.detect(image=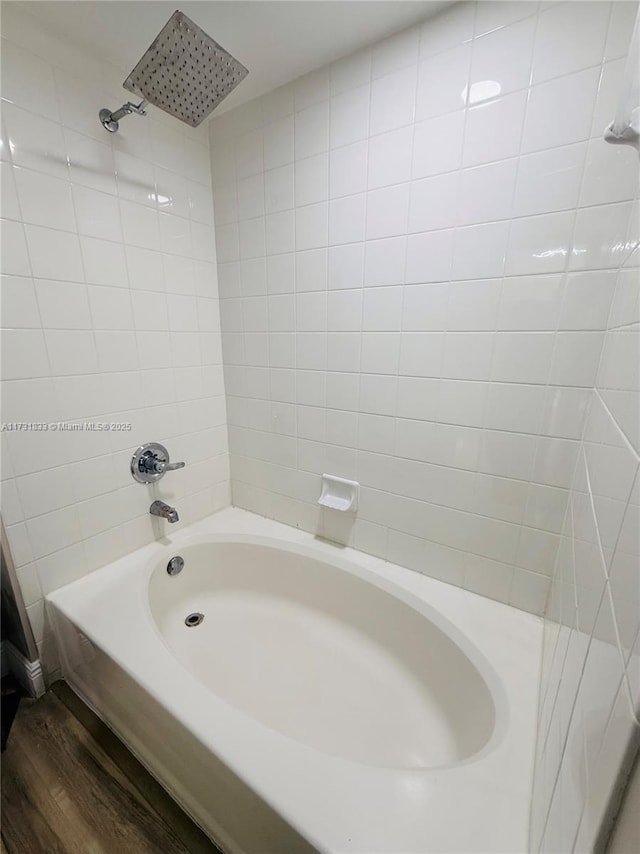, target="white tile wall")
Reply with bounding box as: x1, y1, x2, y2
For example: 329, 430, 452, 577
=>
0, 7, 229, 674
531, 232, 640, 852
531, 384, 640, 852
528, 1, 640, 841
210, 1, 638, 628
